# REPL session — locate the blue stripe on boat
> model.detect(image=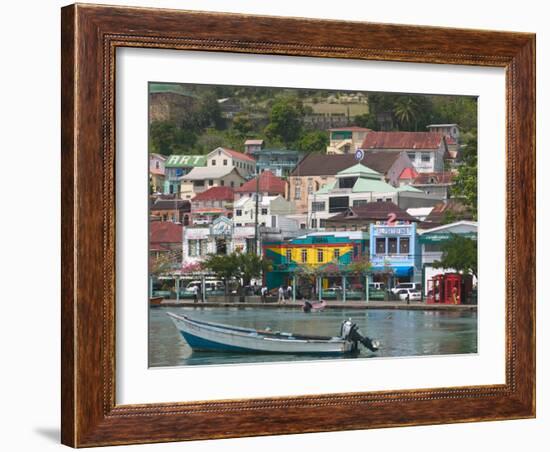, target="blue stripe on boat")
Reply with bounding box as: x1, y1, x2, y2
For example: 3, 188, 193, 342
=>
180, 331, 264, 353
180, 331, 345, 355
